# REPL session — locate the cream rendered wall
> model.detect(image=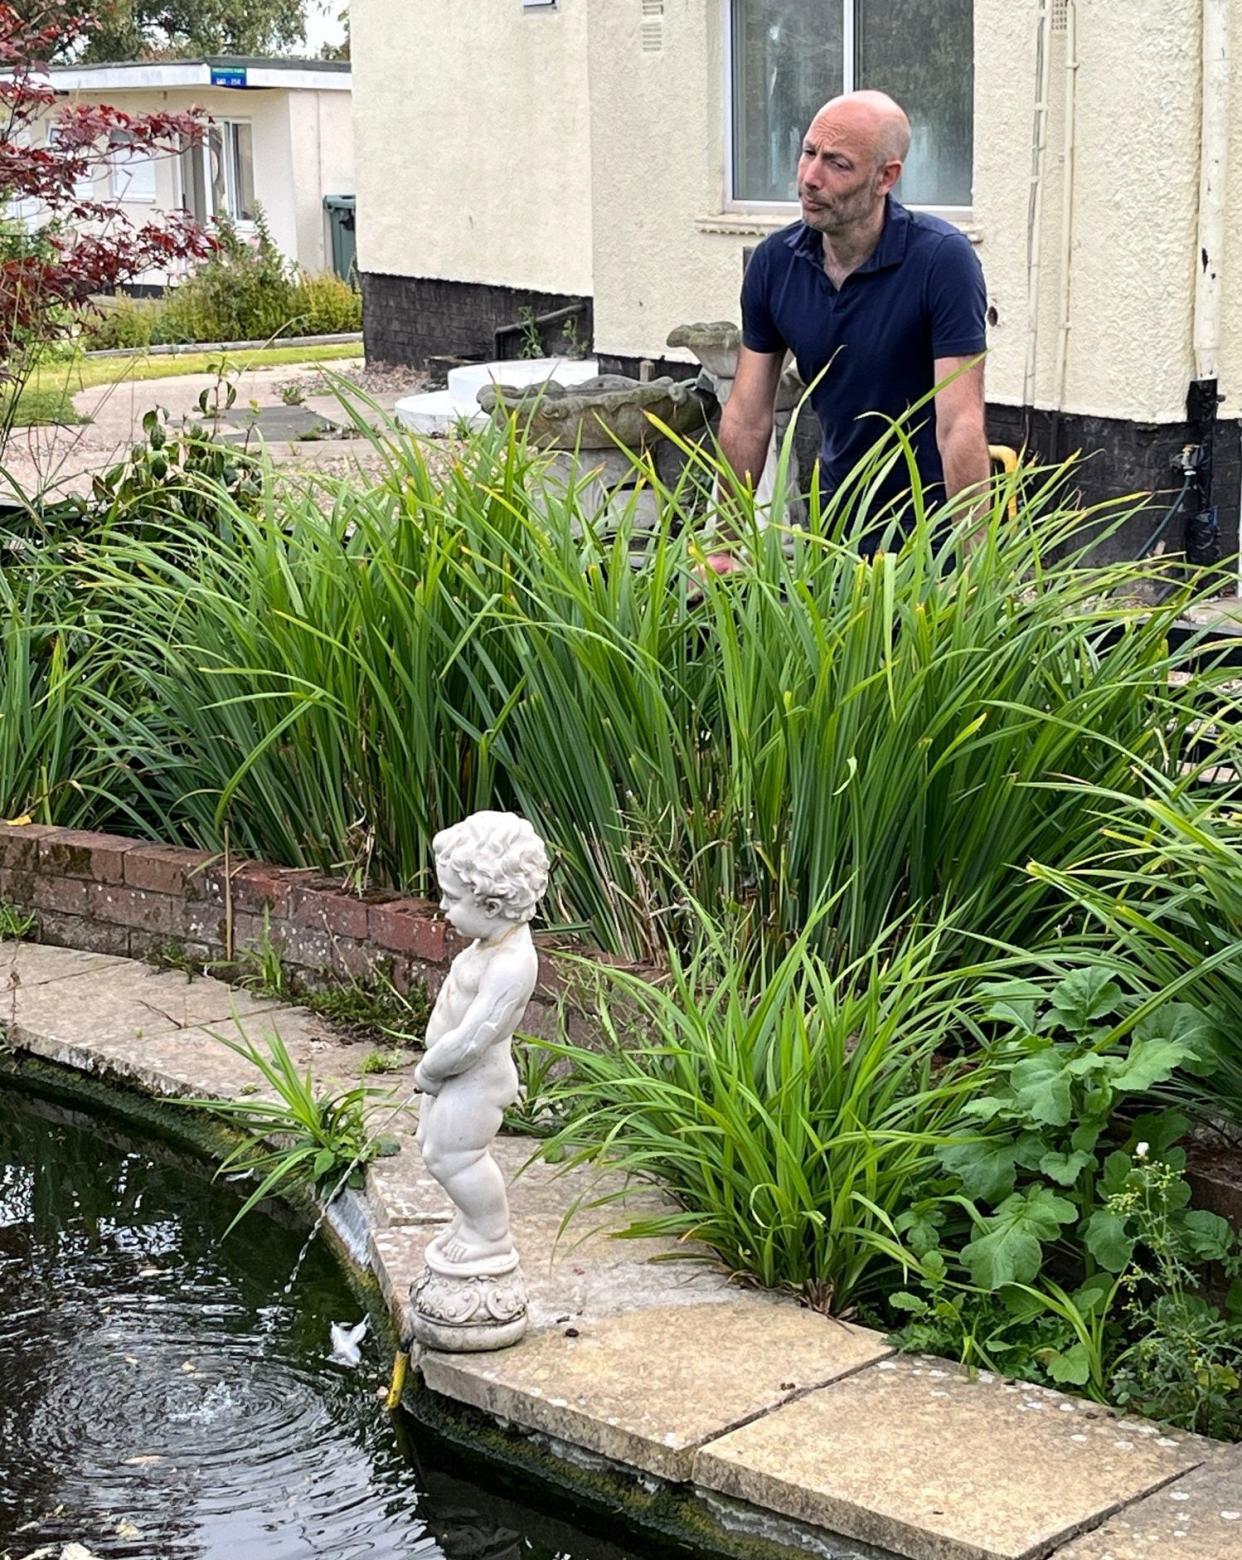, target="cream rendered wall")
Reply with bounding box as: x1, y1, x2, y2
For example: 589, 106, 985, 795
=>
585, 0, 746, 365
974, 0, 1200, 424
351, 0, 593, 295
286, 89, 356, 271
